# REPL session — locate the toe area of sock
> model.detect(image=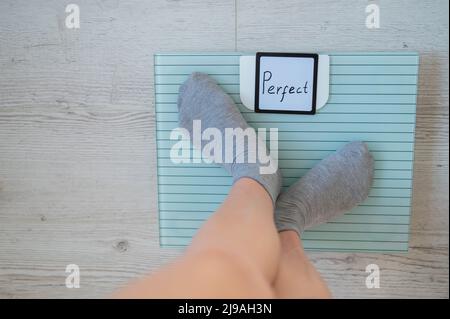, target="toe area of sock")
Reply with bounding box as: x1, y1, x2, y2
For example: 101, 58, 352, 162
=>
341, 141, 372, 164
343, 141, 374, 201
178, 72, 223, 114
179, 72, 217, 97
